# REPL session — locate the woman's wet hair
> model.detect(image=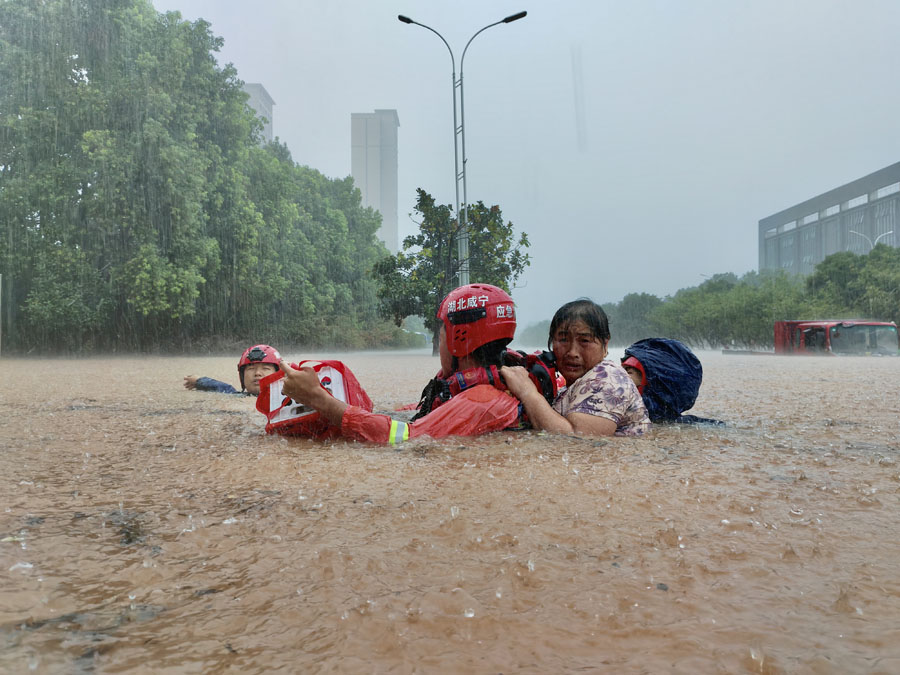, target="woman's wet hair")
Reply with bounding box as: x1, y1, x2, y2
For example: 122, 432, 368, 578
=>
547, 298, 610, 350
